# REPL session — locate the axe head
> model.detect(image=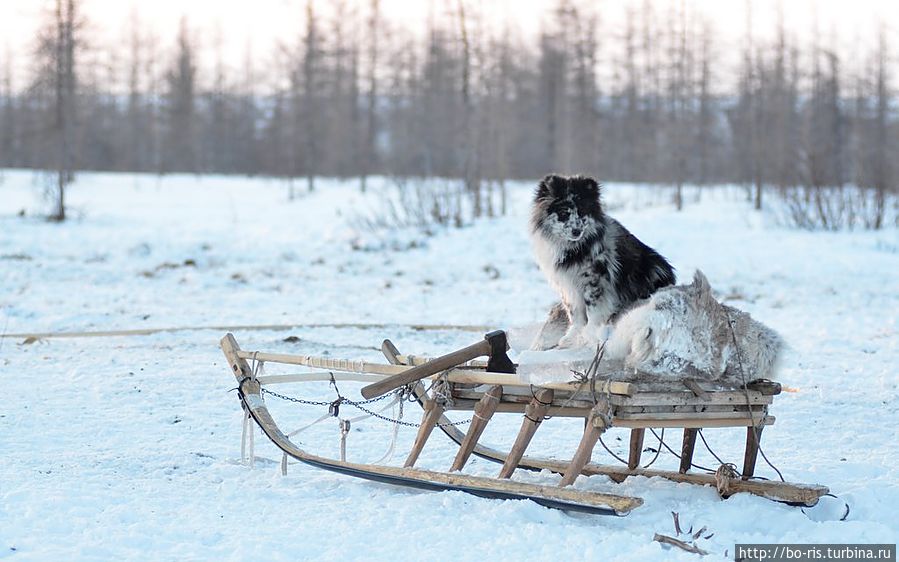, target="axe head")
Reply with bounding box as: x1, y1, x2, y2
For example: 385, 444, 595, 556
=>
484, 330, 516, 374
